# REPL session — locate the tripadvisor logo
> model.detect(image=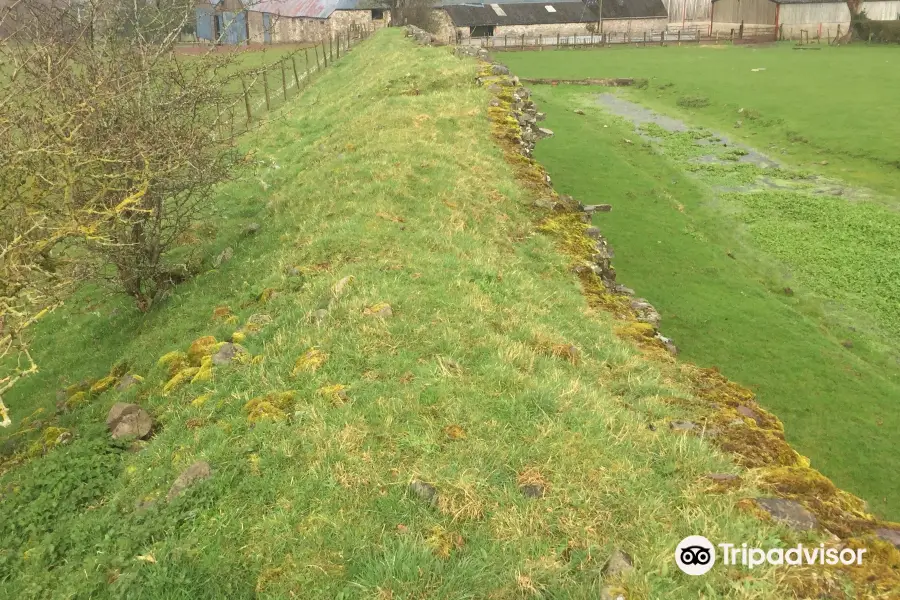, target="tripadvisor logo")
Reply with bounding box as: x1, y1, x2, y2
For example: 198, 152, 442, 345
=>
676, 535, 716, 576
675, 536, 867, 576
